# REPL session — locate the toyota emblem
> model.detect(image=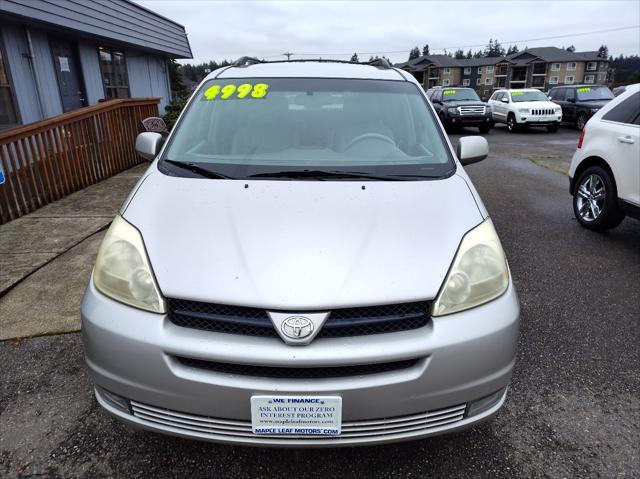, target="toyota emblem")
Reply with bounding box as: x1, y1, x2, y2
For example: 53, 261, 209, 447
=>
281, 316, 314, 339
